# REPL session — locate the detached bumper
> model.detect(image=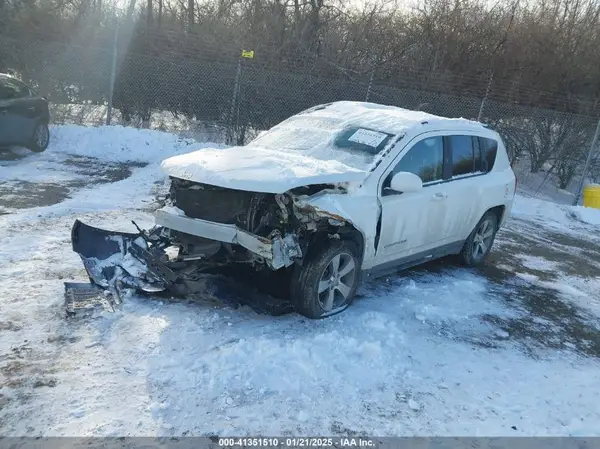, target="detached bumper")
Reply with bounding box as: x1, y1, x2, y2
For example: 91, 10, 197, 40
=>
154, 210, 301, 270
